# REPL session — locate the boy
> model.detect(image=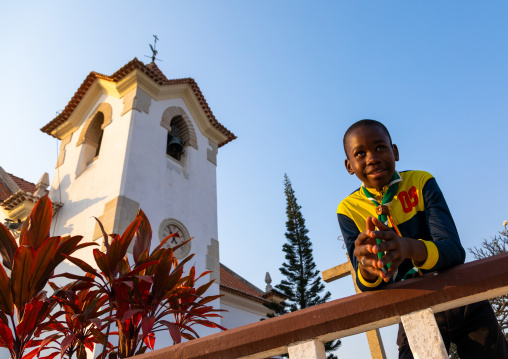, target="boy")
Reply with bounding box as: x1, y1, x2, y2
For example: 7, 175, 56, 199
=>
337, 119, 507, 358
